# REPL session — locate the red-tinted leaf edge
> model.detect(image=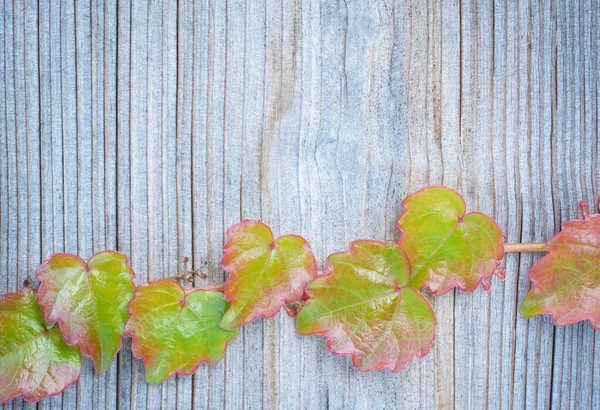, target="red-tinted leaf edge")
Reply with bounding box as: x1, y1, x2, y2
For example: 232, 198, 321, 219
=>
297, 239, 438, 373
126, 278, 240, 384
522, 215, 600, 329
396, 185, 506, 296
34, 250, 135, 375
220, 219, 318, 327
0, 289, 81, 404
